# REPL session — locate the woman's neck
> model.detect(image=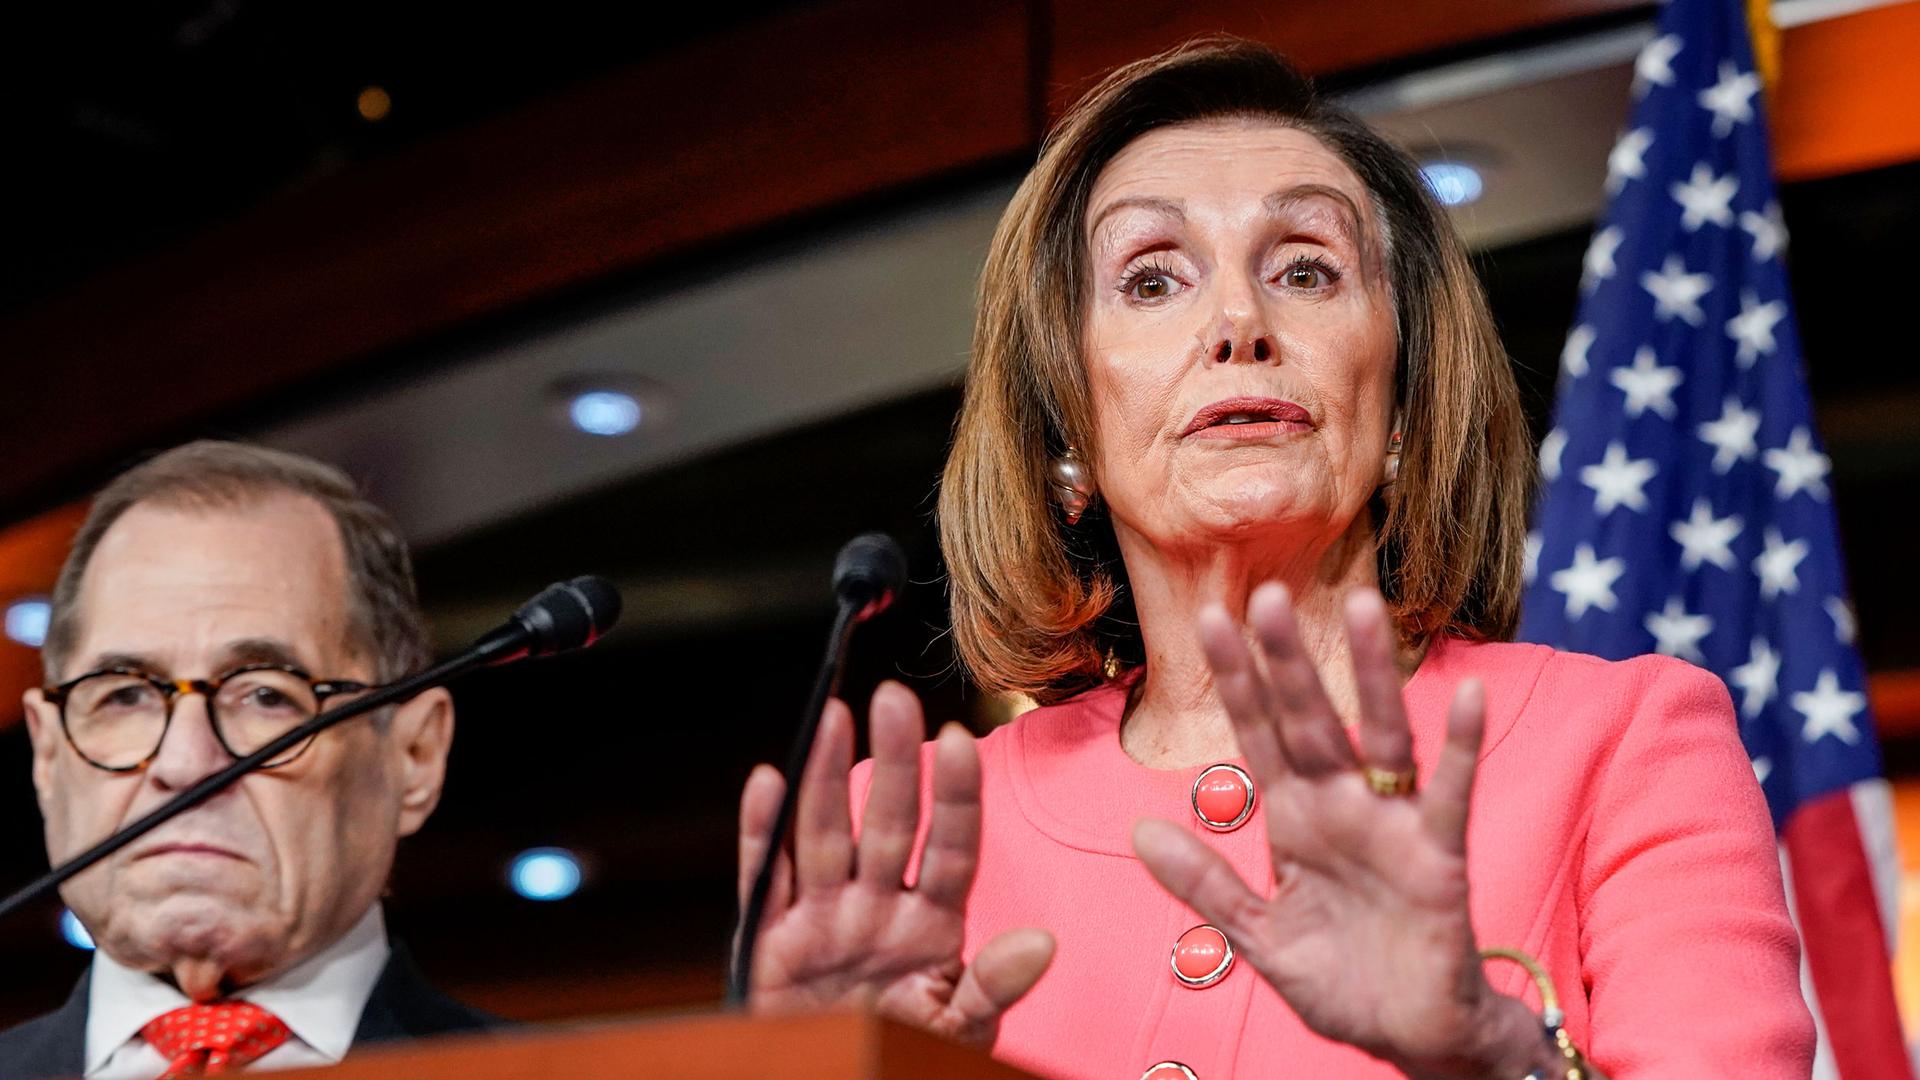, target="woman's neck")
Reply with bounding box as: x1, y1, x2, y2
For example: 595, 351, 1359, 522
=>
1115, 513, 1391, 769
